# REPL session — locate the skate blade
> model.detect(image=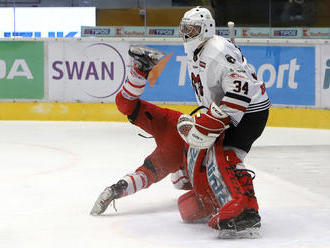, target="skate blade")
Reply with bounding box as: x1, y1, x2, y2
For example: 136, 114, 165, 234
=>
129, 45, 164, 60
218, 227, 261, 239
90, 207, 101, 216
